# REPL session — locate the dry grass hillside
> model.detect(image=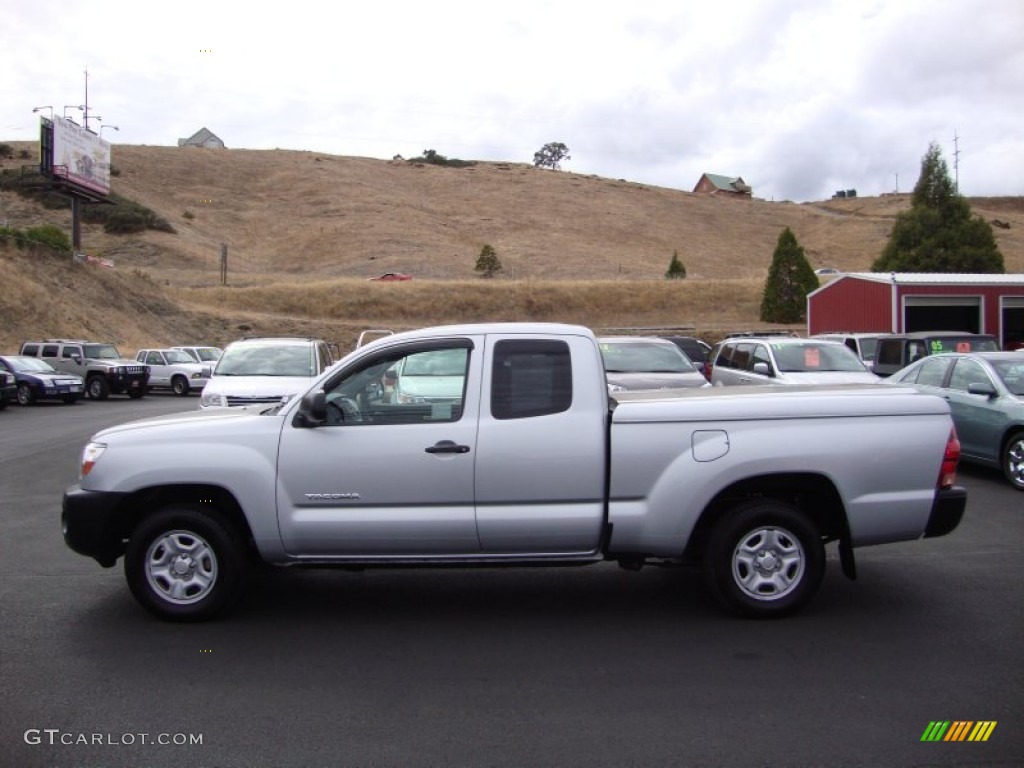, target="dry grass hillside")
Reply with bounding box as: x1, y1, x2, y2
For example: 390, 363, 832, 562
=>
1, 140, 1022, 352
